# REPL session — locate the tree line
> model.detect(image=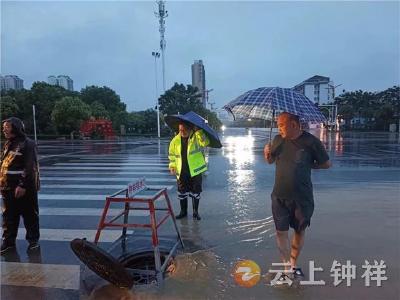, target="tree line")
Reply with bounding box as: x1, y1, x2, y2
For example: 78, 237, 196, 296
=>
333, 86, 399, 131
4, 81, 394, 136
1, 81, 222, 137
